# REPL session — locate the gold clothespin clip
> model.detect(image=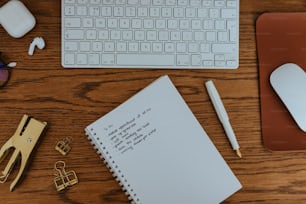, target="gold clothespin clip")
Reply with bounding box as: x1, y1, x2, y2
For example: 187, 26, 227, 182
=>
55, 137, 72, 156
0, 114, 47, 191
54, 161, 78, 191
